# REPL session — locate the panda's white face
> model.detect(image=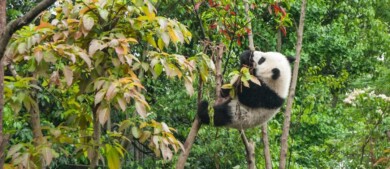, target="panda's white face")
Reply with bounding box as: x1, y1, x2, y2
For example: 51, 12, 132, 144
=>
252, 51, 292, 98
